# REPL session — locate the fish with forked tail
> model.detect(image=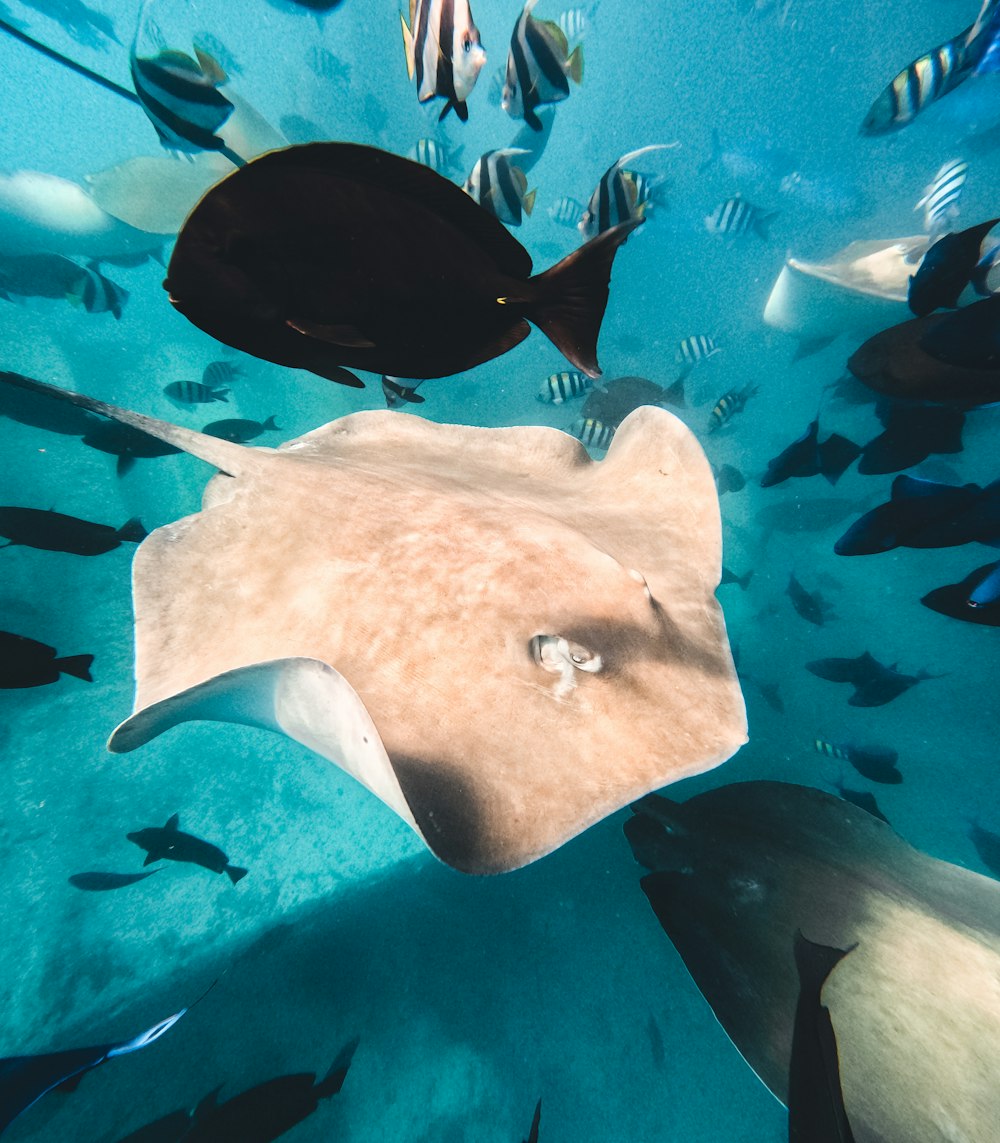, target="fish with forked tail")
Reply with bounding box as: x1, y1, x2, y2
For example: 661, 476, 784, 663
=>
0, 508, 146, 555
127, 814, 248, 884
0, 630, 93, 688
